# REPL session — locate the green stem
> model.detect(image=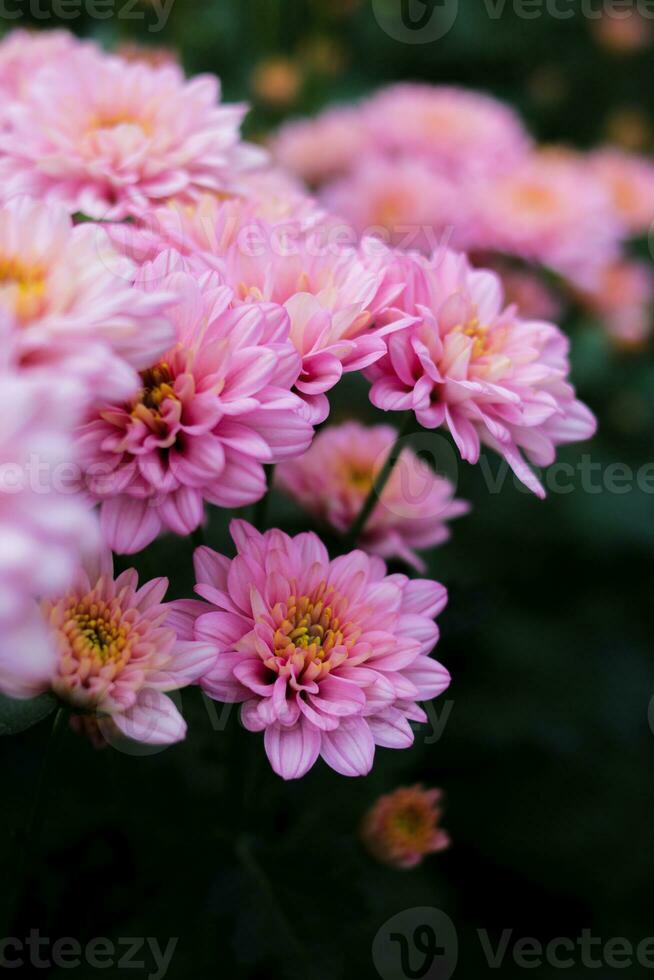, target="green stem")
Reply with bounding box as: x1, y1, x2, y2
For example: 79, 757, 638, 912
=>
5, 707, 68, 932
253, 464, 275, 531
347, 412, 413, 544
